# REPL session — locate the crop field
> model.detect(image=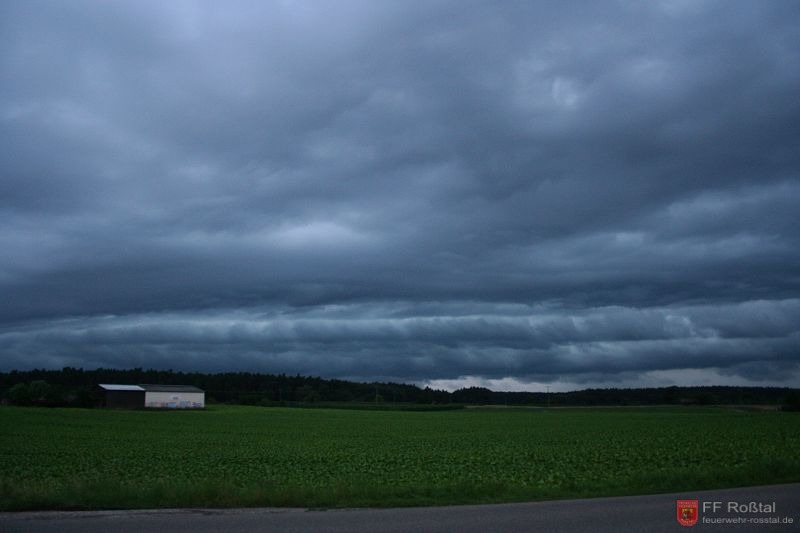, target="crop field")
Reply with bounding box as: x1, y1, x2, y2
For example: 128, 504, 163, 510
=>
1, 405, 799, 510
